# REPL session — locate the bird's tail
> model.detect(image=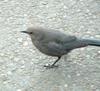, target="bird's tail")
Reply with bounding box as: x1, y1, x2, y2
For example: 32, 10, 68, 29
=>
82, 38, 100, 47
